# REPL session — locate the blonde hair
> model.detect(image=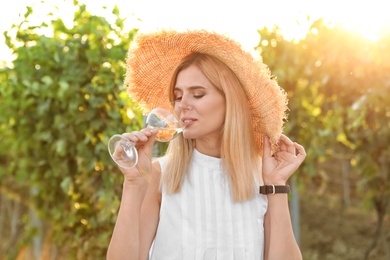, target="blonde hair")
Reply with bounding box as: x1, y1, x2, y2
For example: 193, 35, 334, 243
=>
163, 52, 262, 202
